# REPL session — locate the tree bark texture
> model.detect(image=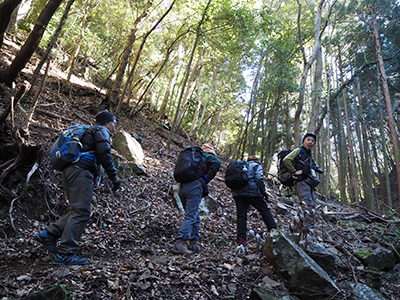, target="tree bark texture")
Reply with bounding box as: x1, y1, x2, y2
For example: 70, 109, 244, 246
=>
28, 0, 76, 97
294, 0, 325, 145
0, 0, 63, 86
371, 9, 400, 209
167, 0, 210, 148
108, 1, 152, 108
0, 0, 22, 49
